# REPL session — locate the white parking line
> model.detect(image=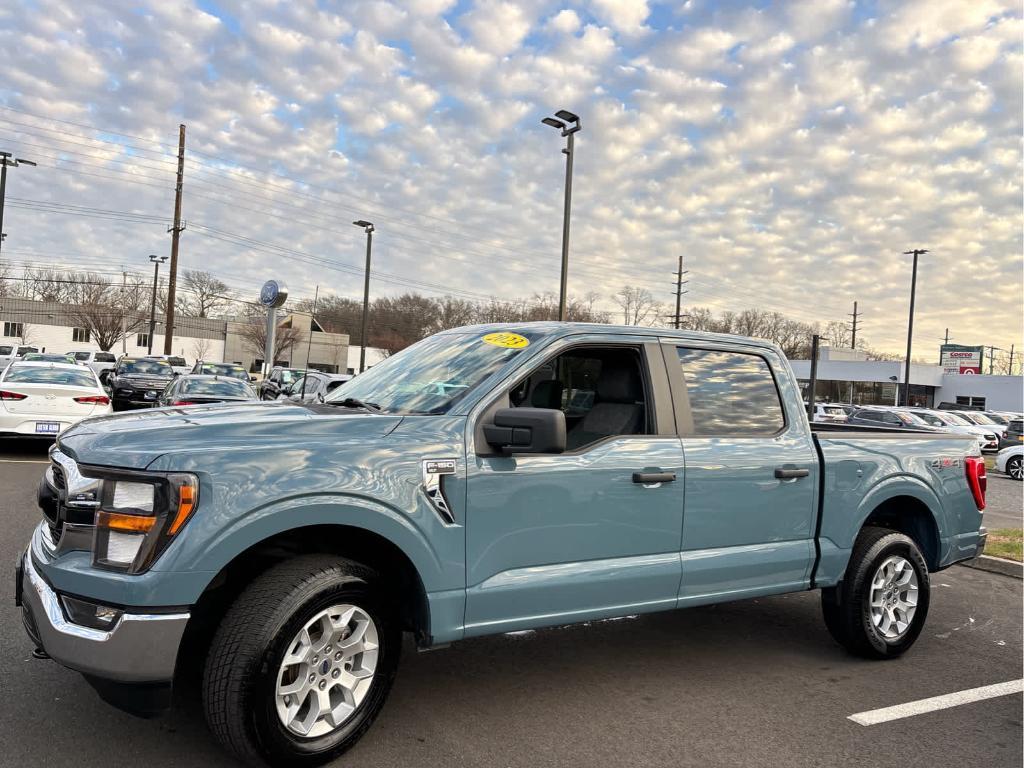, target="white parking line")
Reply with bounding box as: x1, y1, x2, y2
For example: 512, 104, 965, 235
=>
849, 679, 1024, 726
0, 458, 49, 464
